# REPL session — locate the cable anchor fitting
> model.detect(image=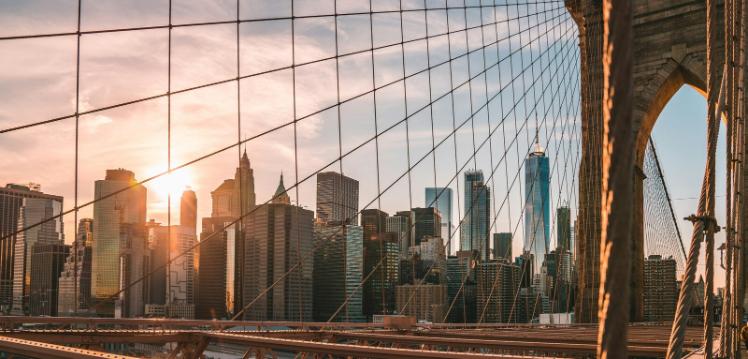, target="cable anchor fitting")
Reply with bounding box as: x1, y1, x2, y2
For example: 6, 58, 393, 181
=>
684, 214, 720, 233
